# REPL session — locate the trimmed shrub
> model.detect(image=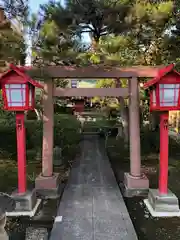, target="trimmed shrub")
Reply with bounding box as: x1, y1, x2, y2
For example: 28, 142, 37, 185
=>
140, 127, 160, 155
107, 126, 180, 162
140, 127, 180, 159
0, 114, 81, 162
